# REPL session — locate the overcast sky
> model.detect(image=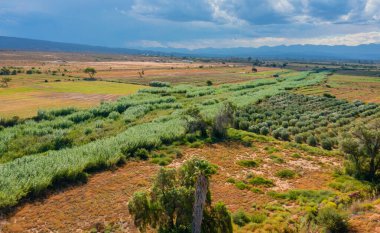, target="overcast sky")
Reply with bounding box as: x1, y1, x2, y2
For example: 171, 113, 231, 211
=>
0, 0, 380, 49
